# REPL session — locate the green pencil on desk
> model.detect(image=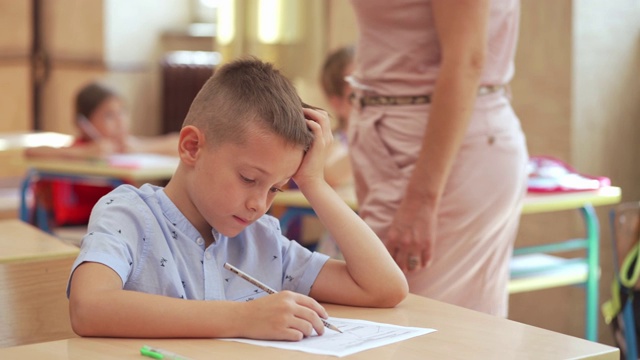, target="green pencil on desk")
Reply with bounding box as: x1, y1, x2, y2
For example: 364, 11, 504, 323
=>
140, 345, 192, 360
223, 262, 343, 333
